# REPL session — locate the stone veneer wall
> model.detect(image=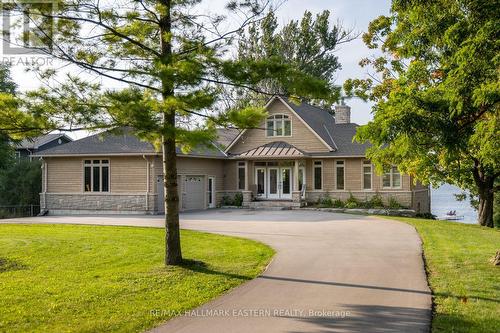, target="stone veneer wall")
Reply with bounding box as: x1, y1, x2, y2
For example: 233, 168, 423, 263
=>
306, 191, 413, 208
42, 193, 157, 214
